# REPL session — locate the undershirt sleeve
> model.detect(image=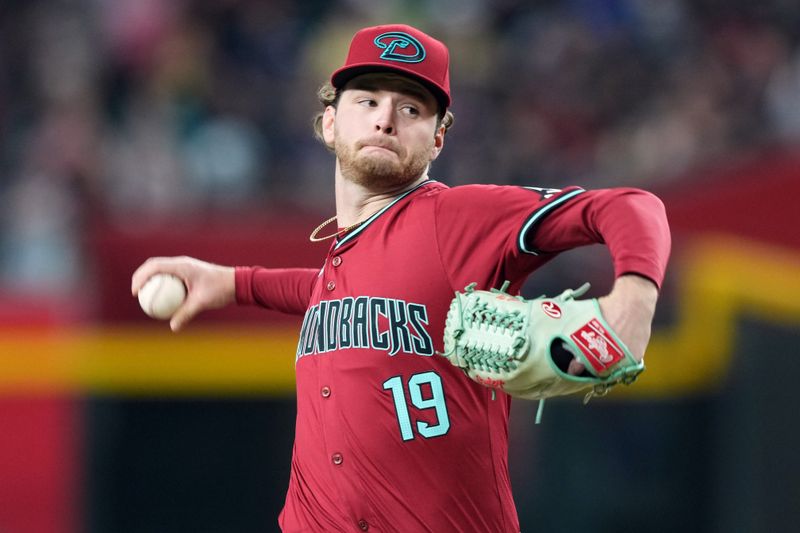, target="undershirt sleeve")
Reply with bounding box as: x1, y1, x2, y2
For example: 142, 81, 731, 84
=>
234, 266, 318, 316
